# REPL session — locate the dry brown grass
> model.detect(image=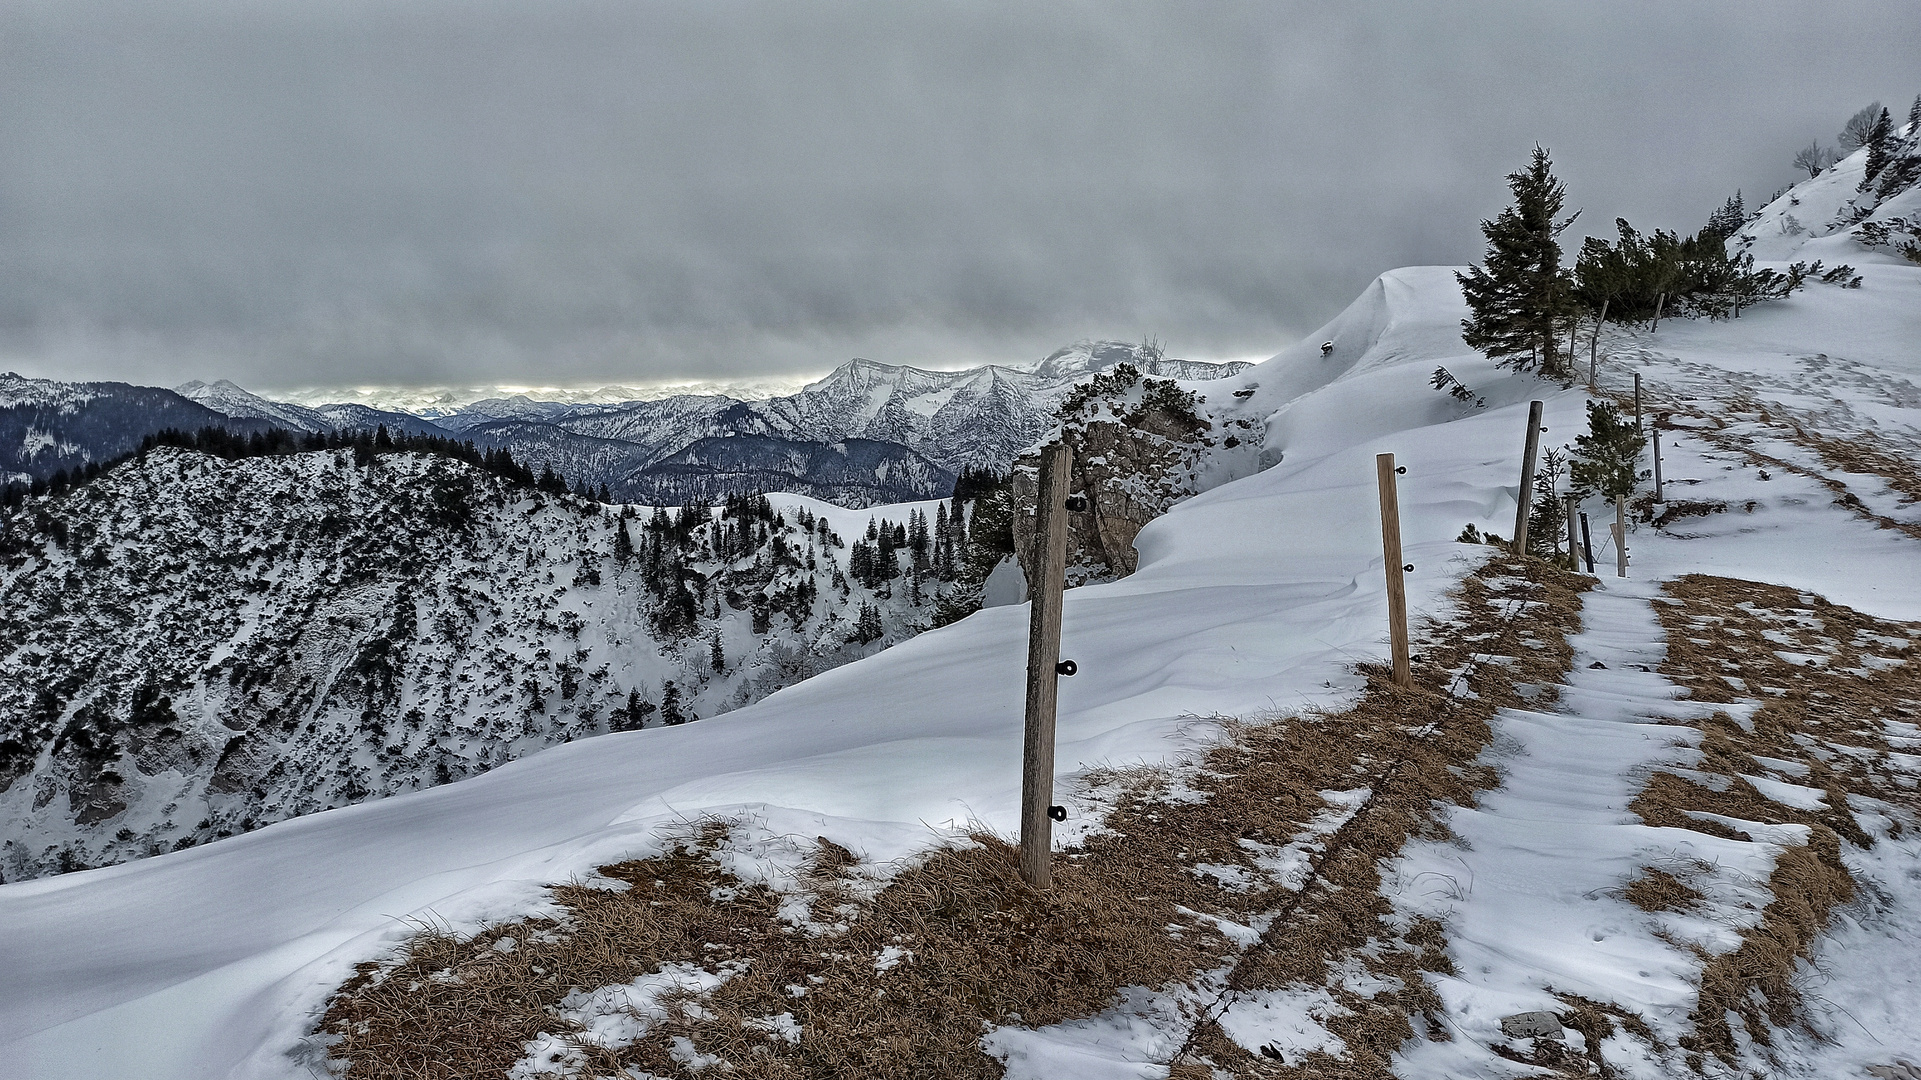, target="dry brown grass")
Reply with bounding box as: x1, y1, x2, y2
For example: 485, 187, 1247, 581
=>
1170, 556, 1596, 1079
1640, 574, 1921, 1066
1615, 390, 1921, 541
1687, 835, 1854, 1064
1623, 868, 1705, 913
318, 553, 1595, 1079
1785, 422, 1921, 507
